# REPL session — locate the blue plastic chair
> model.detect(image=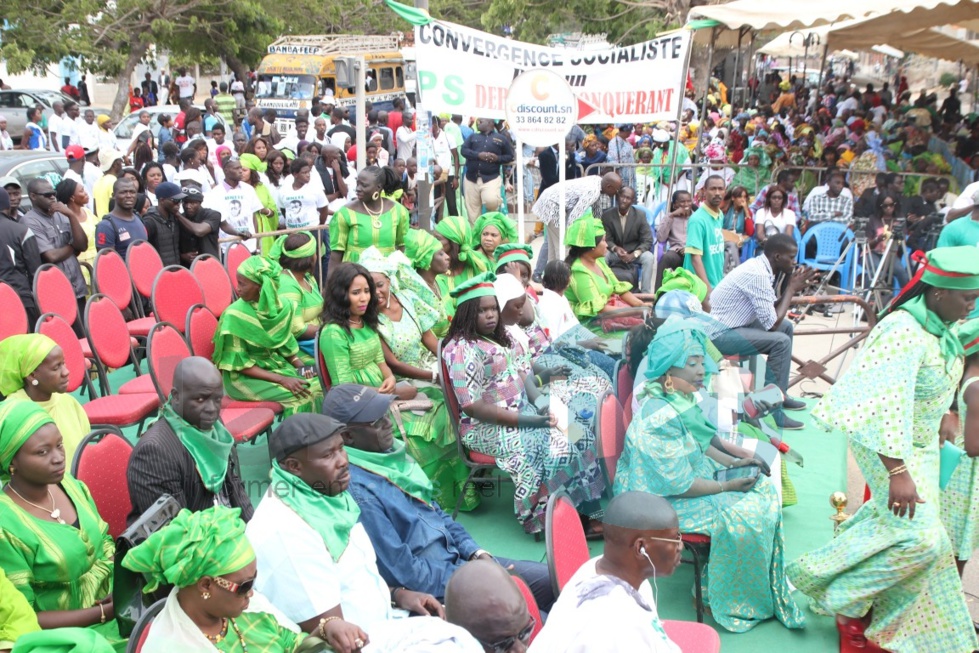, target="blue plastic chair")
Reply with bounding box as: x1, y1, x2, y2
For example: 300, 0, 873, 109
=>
793, 225, 804, 263
739, 238, 757, 262
799, 222, 856, 290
